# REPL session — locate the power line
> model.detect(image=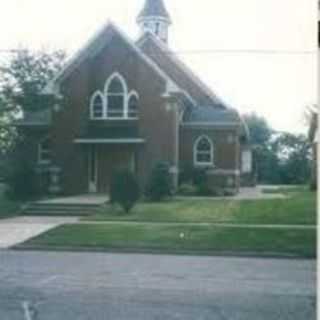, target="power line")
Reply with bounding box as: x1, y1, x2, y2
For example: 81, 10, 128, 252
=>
0, 49, 28, 53
149, 49, 317, 56
0, 48, 316, 56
